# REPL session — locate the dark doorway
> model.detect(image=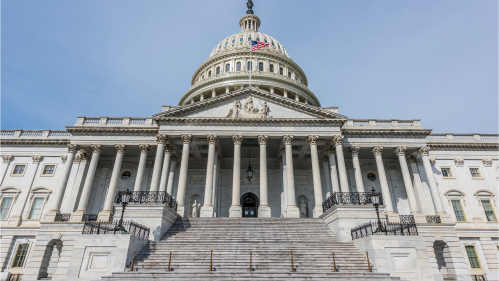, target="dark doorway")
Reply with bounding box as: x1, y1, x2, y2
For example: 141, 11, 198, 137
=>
241, 193, 259, 217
